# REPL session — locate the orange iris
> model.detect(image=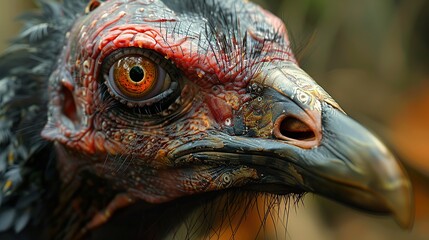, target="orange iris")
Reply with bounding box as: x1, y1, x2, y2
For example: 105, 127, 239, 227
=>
112, 56, 158, 99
